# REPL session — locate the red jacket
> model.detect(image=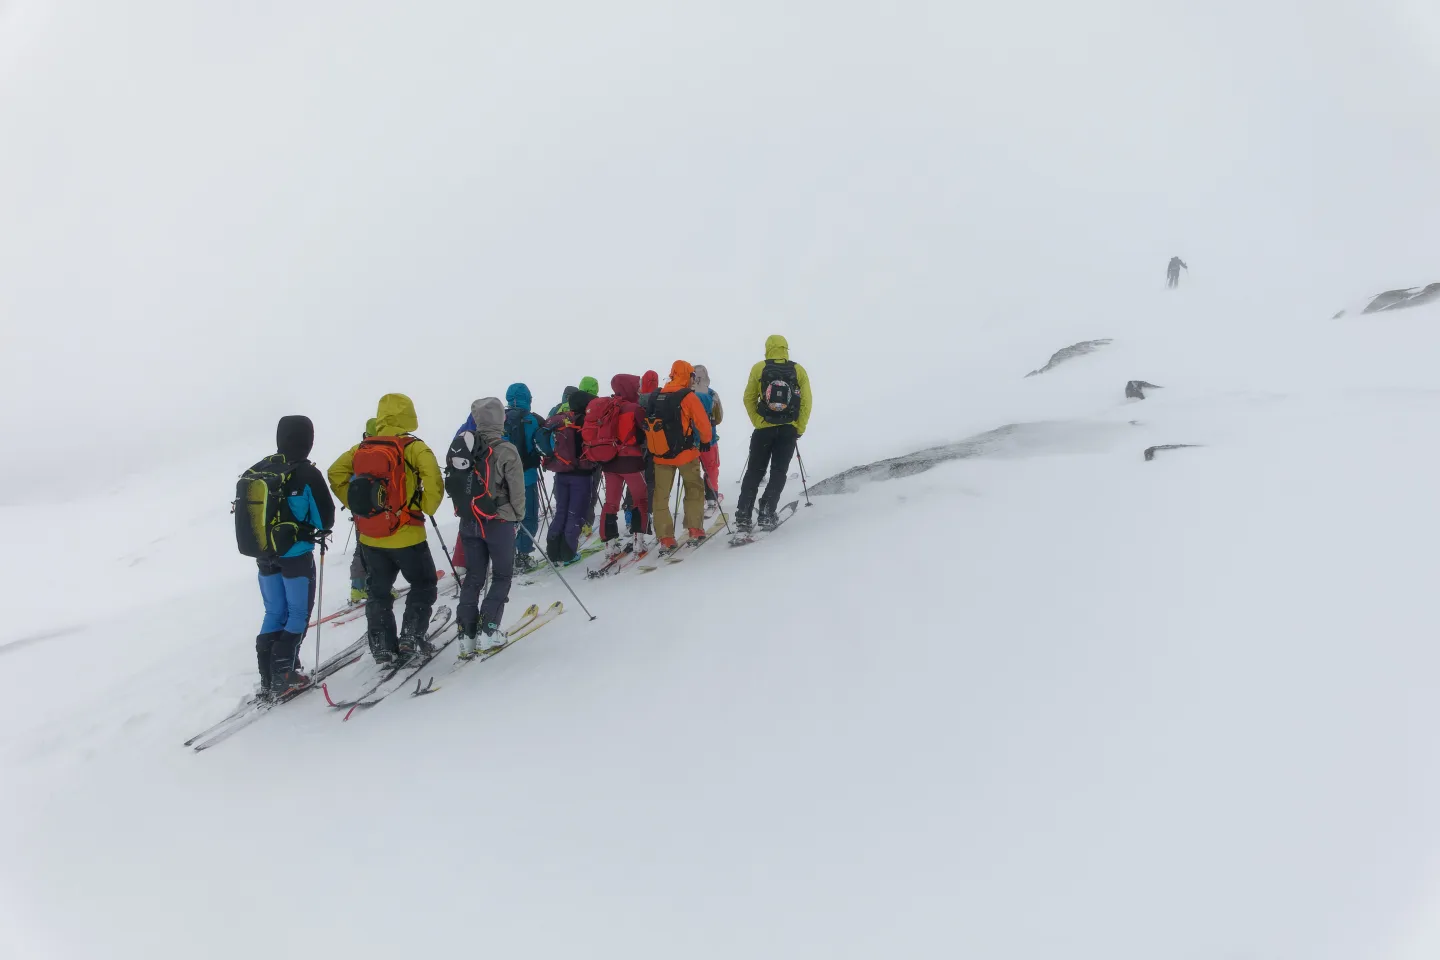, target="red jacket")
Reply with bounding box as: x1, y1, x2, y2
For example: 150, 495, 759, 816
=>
600, 373, 646, 474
